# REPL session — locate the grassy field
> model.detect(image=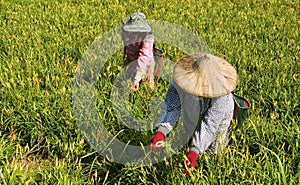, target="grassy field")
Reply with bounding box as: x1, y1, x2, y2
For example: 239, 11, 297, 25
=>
0, 0, 299, 184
